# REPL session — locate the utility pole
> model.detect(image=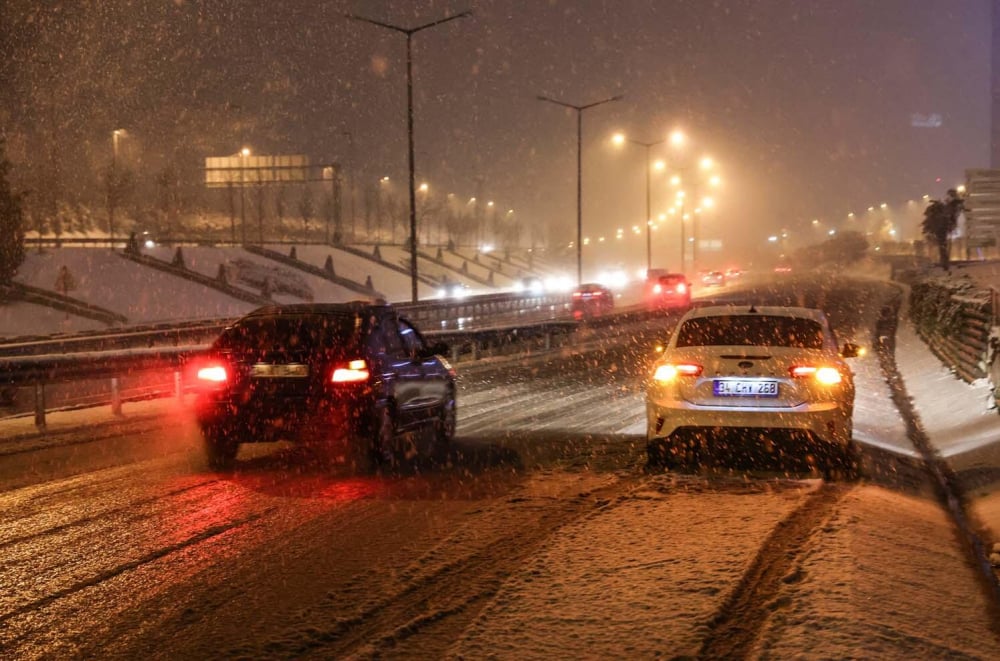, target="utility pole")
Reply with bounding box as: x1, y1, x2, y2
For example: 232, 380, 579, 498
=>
537, 94, 623, 285
347, 10, 472, 303
342, 132, 357, 242
109, 129, 125, 250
